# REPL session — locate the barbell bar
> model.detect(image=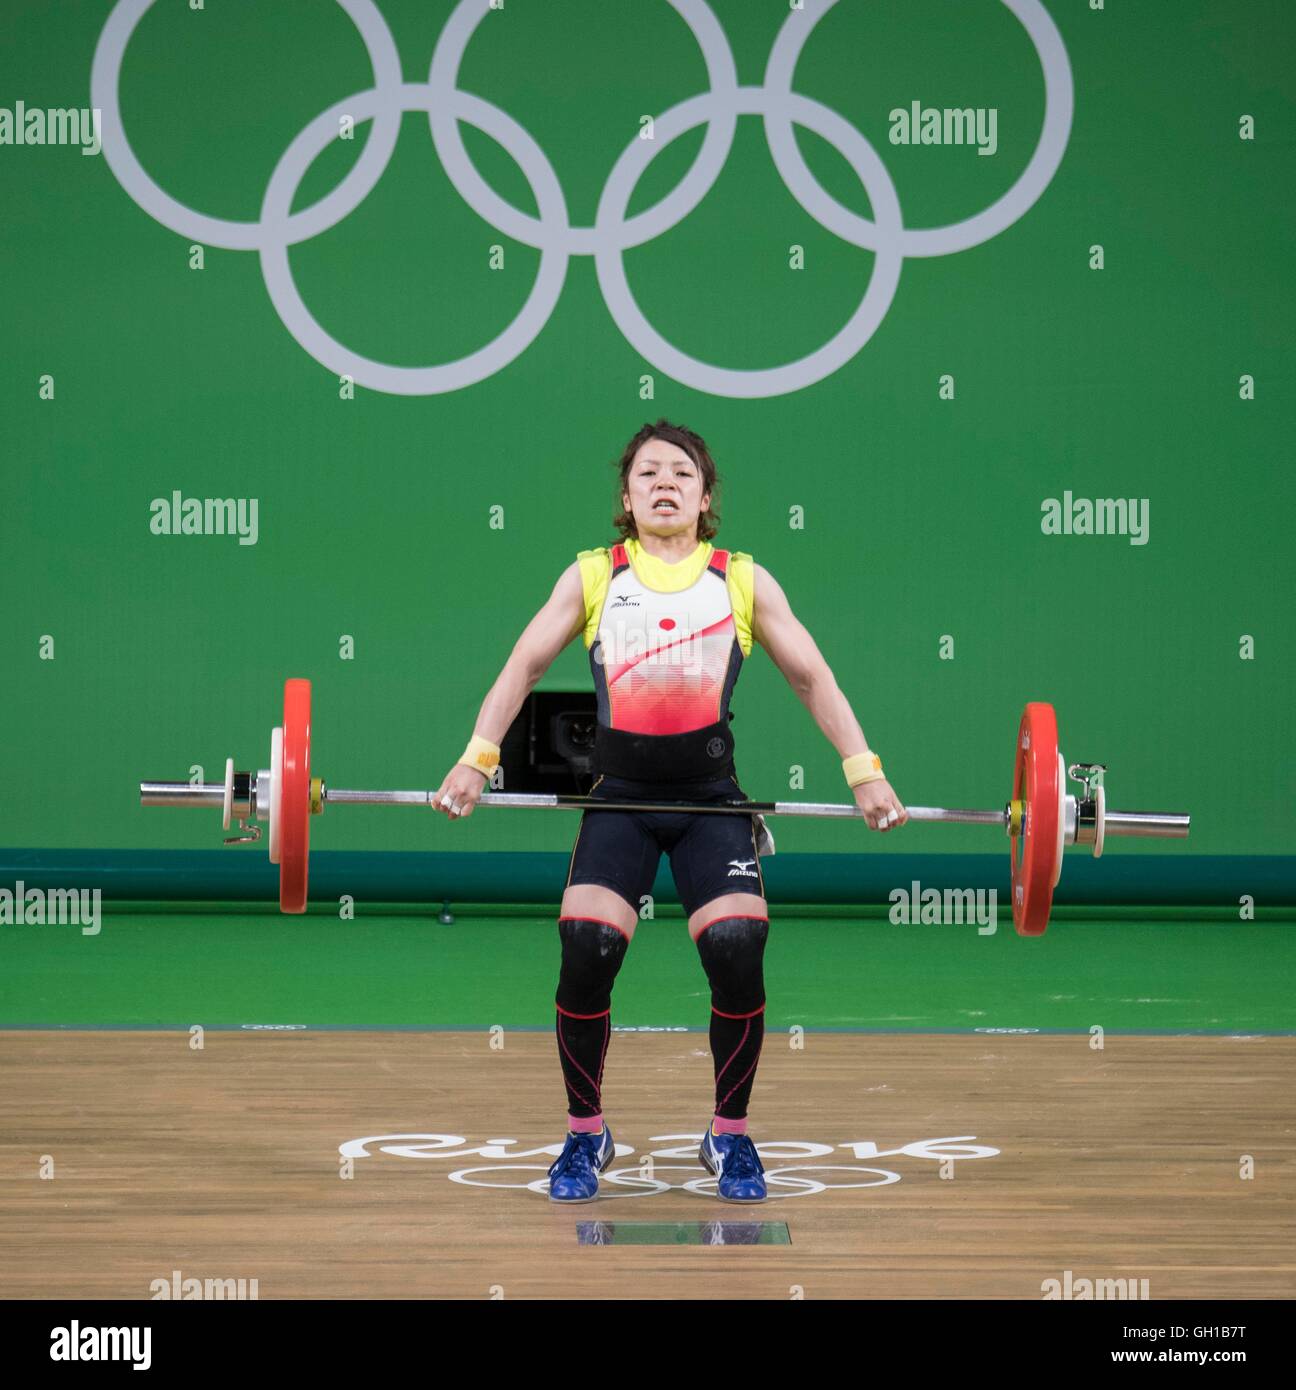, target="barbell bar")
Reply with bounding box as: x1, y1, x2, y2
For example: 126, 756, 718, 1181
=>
138, 679, 1190, 933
